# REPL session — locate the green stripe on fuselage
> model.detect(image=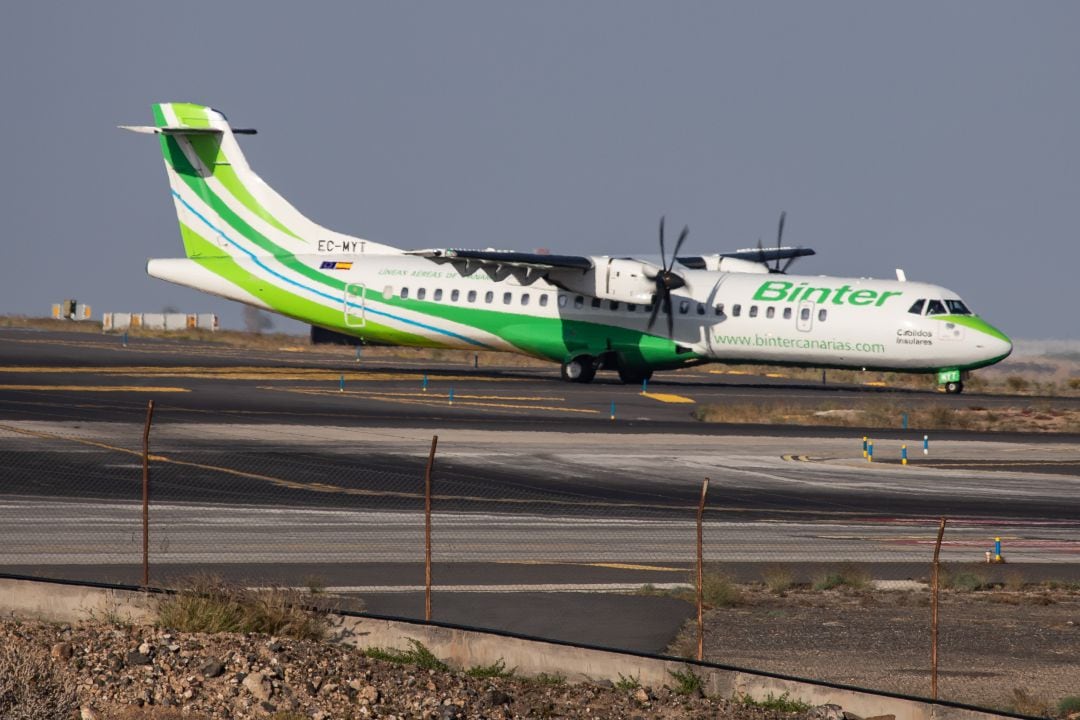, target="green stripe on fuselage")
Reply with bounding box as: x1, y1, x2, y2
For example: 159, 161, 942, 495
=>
937, 315, 1011, 343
